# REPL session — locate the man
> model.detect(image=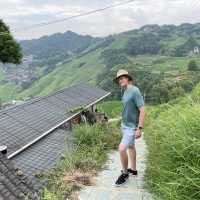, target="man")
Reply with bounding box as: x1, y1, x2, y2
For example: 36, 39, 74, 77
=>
113, 69, 145, 186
